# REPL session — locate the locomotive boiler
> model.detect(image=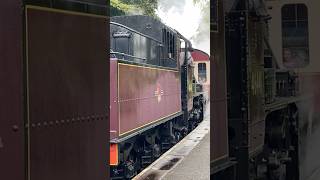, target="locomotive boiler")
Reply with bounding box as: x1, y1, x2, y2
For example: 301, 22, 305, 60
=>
109, 16, 205, 179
